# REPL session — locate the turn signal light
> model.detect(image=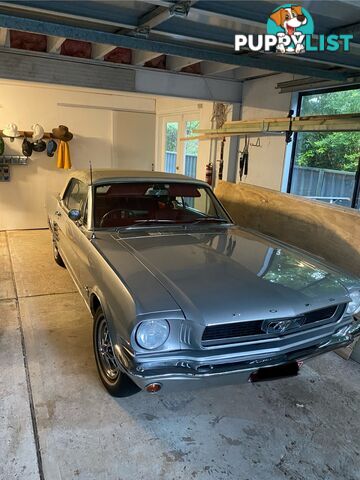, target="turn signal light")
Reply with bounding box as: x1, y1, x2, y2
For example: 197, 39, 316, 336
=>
145, 383, 162, 393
